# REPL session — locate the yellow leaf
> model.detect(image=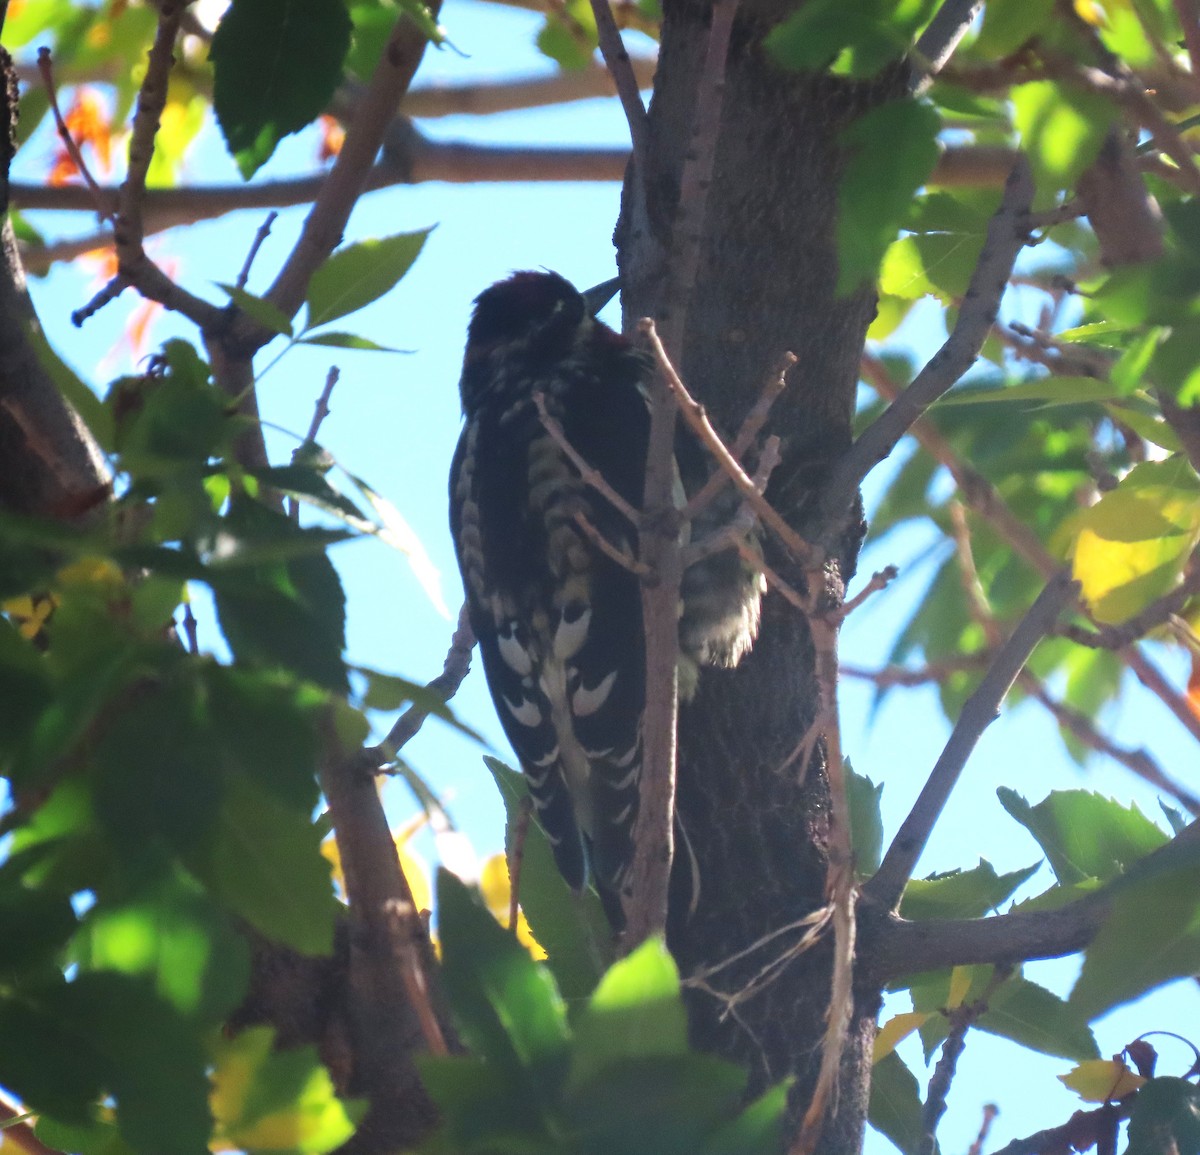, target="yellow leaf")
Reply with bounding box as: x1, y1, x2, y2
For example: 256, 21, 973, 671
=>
478, 852, 546, 961
1069, 463, 1200, 623
57, 555, 124, 587
1073, 0, 1105, 24
947, 965, 973, 1009
1058, 1057, 1146, 1102
2, 593, 56, 639
873, 1011, 929, 1062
